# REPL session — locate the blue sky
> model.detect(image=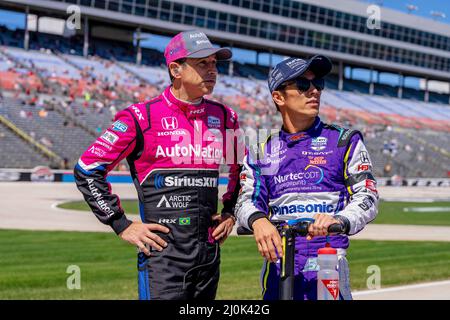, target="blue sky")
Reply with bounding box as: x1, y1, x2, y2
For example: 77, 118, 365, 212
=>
1, 1, 448, 27
366, 0, 449, 23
